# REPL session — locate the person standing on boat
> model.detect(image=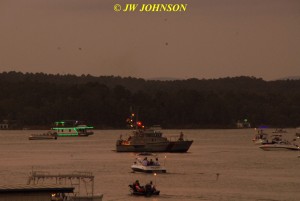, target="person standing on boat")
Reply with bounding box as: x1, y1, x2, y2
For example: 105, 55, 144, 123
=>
178, 132, 184, 141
